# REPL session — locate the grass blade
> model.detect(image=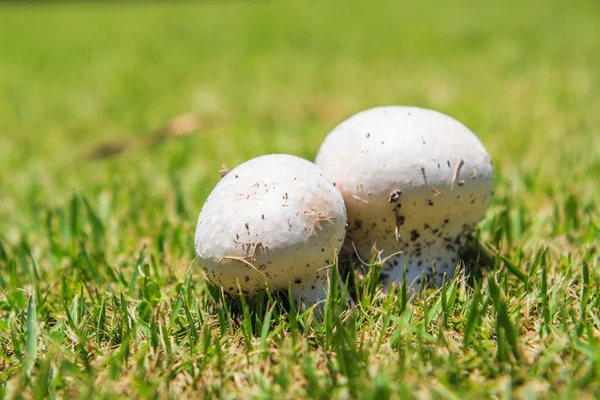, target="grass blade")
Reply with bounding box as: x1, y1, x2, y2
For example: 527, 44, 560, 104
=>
25, 294, 38, 376
498, 253, 528, 286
